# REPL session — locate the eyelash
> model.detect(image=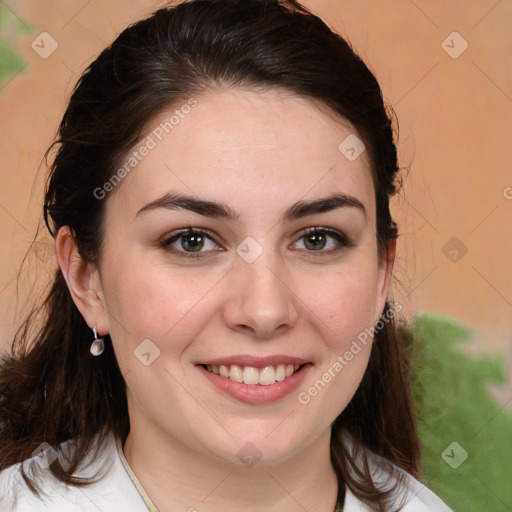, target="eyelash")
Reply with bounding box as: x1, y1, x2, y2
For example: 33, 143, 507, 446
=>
159, 226, 355, 259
